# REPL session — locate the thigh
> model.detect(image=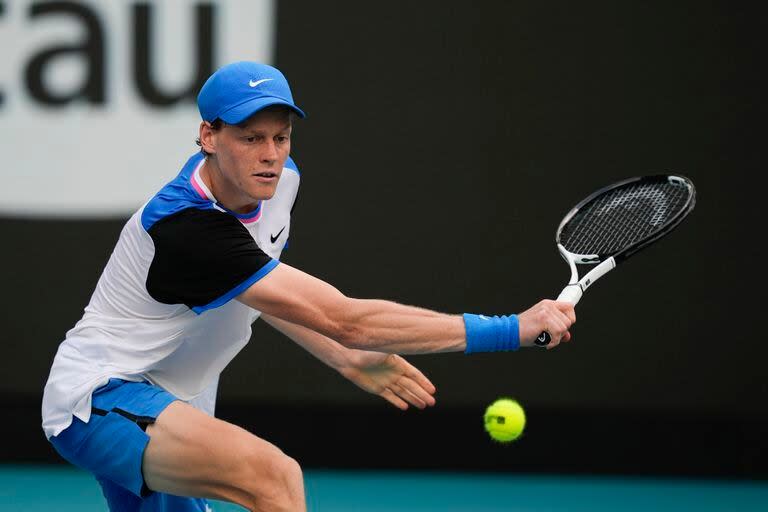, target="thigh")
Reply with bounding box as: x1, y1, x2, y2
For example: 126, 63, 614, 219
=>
50, 379, 177, 498
142, 400, 291, 508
